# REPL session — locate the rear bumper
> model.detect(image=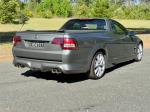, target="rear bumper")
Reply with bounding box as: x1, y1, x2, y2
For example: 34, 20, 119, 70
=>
13, 57, 87, 74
